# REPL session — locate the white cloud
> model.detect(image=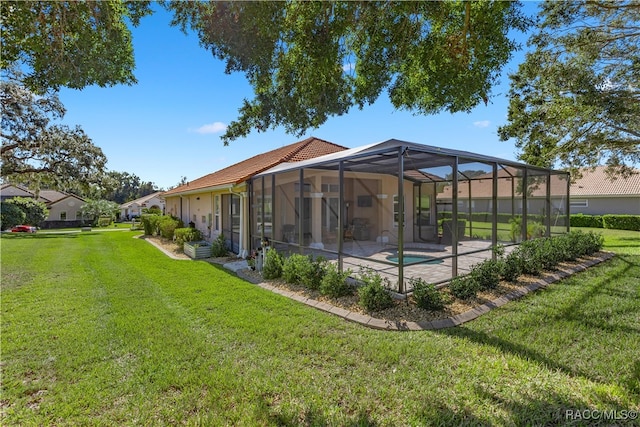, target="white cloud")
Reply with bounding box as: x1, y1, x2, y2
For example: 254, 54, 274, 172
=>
192, 122, 227, 134
473, 120, 491, 128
